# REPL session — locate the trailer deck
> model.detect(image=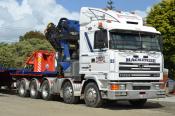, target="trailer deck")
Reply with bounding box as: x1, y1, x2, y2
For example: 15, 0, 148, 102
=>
0, 67, 58, 87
